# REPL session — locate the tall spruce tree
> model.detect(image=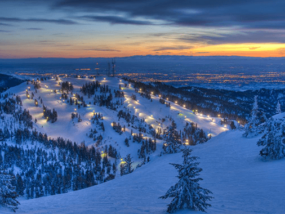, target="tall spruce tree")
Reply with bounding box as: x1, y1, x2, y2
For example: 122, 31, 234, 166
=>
163, 121, 181, 154
257, 118, 285, 159
160, 148, 212, 213
0, 171, 20, 212
243, 95, 267, 137
276, 100, 281, 114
